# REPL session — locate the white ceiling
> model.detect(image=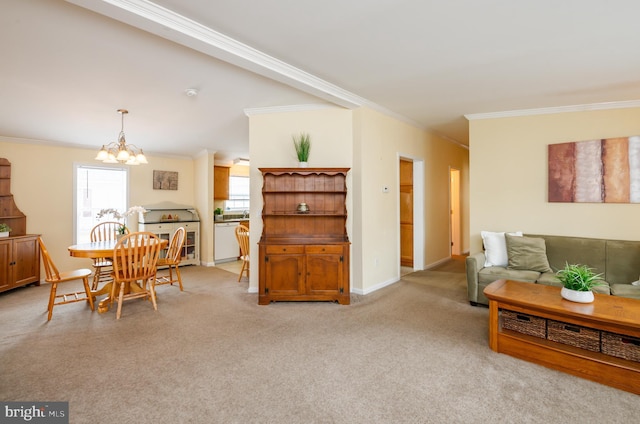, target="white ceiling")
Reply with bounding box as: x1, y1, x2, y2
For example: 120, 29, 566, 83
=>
3, 0, 640, 162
